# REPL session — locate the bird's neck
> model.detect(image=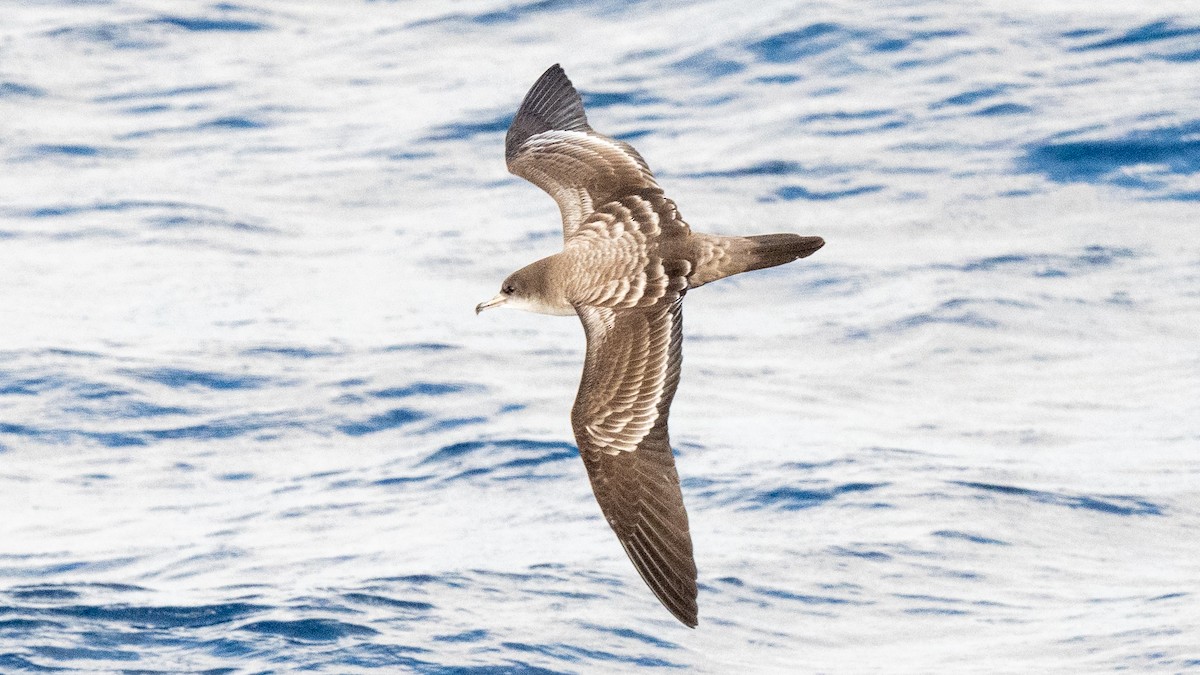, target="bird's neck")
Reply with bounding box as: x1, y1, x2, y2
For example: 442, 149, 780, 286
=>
519, 254, 577, 316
